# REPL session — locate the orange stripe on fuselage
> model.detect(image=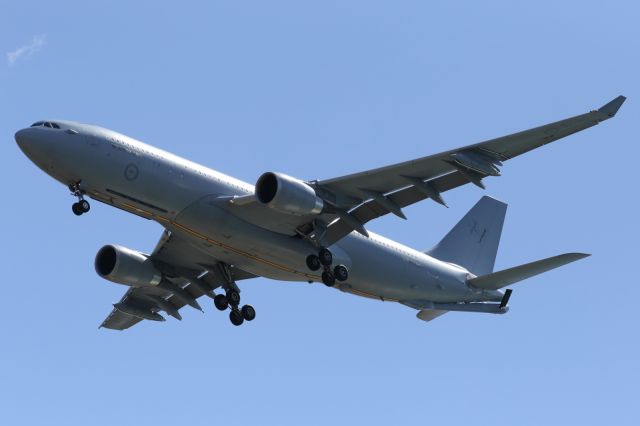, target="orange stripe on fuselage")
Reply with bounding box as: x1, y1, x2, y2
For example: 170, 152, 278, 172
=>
90, 190, 394, 301
90, 190, 319, 280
